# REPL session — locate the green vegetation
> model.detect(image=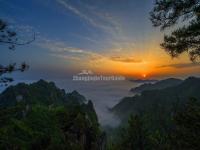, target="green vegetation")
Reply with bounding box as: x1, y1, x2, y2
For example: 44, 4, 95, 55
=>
130, 78, 182, 93
108, 98, 200, 150
108, 77, 200, 150
150, 0, 200, 61
0, 80, 104, 150
0, 78, 200, 150
112, 77, 200, 121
